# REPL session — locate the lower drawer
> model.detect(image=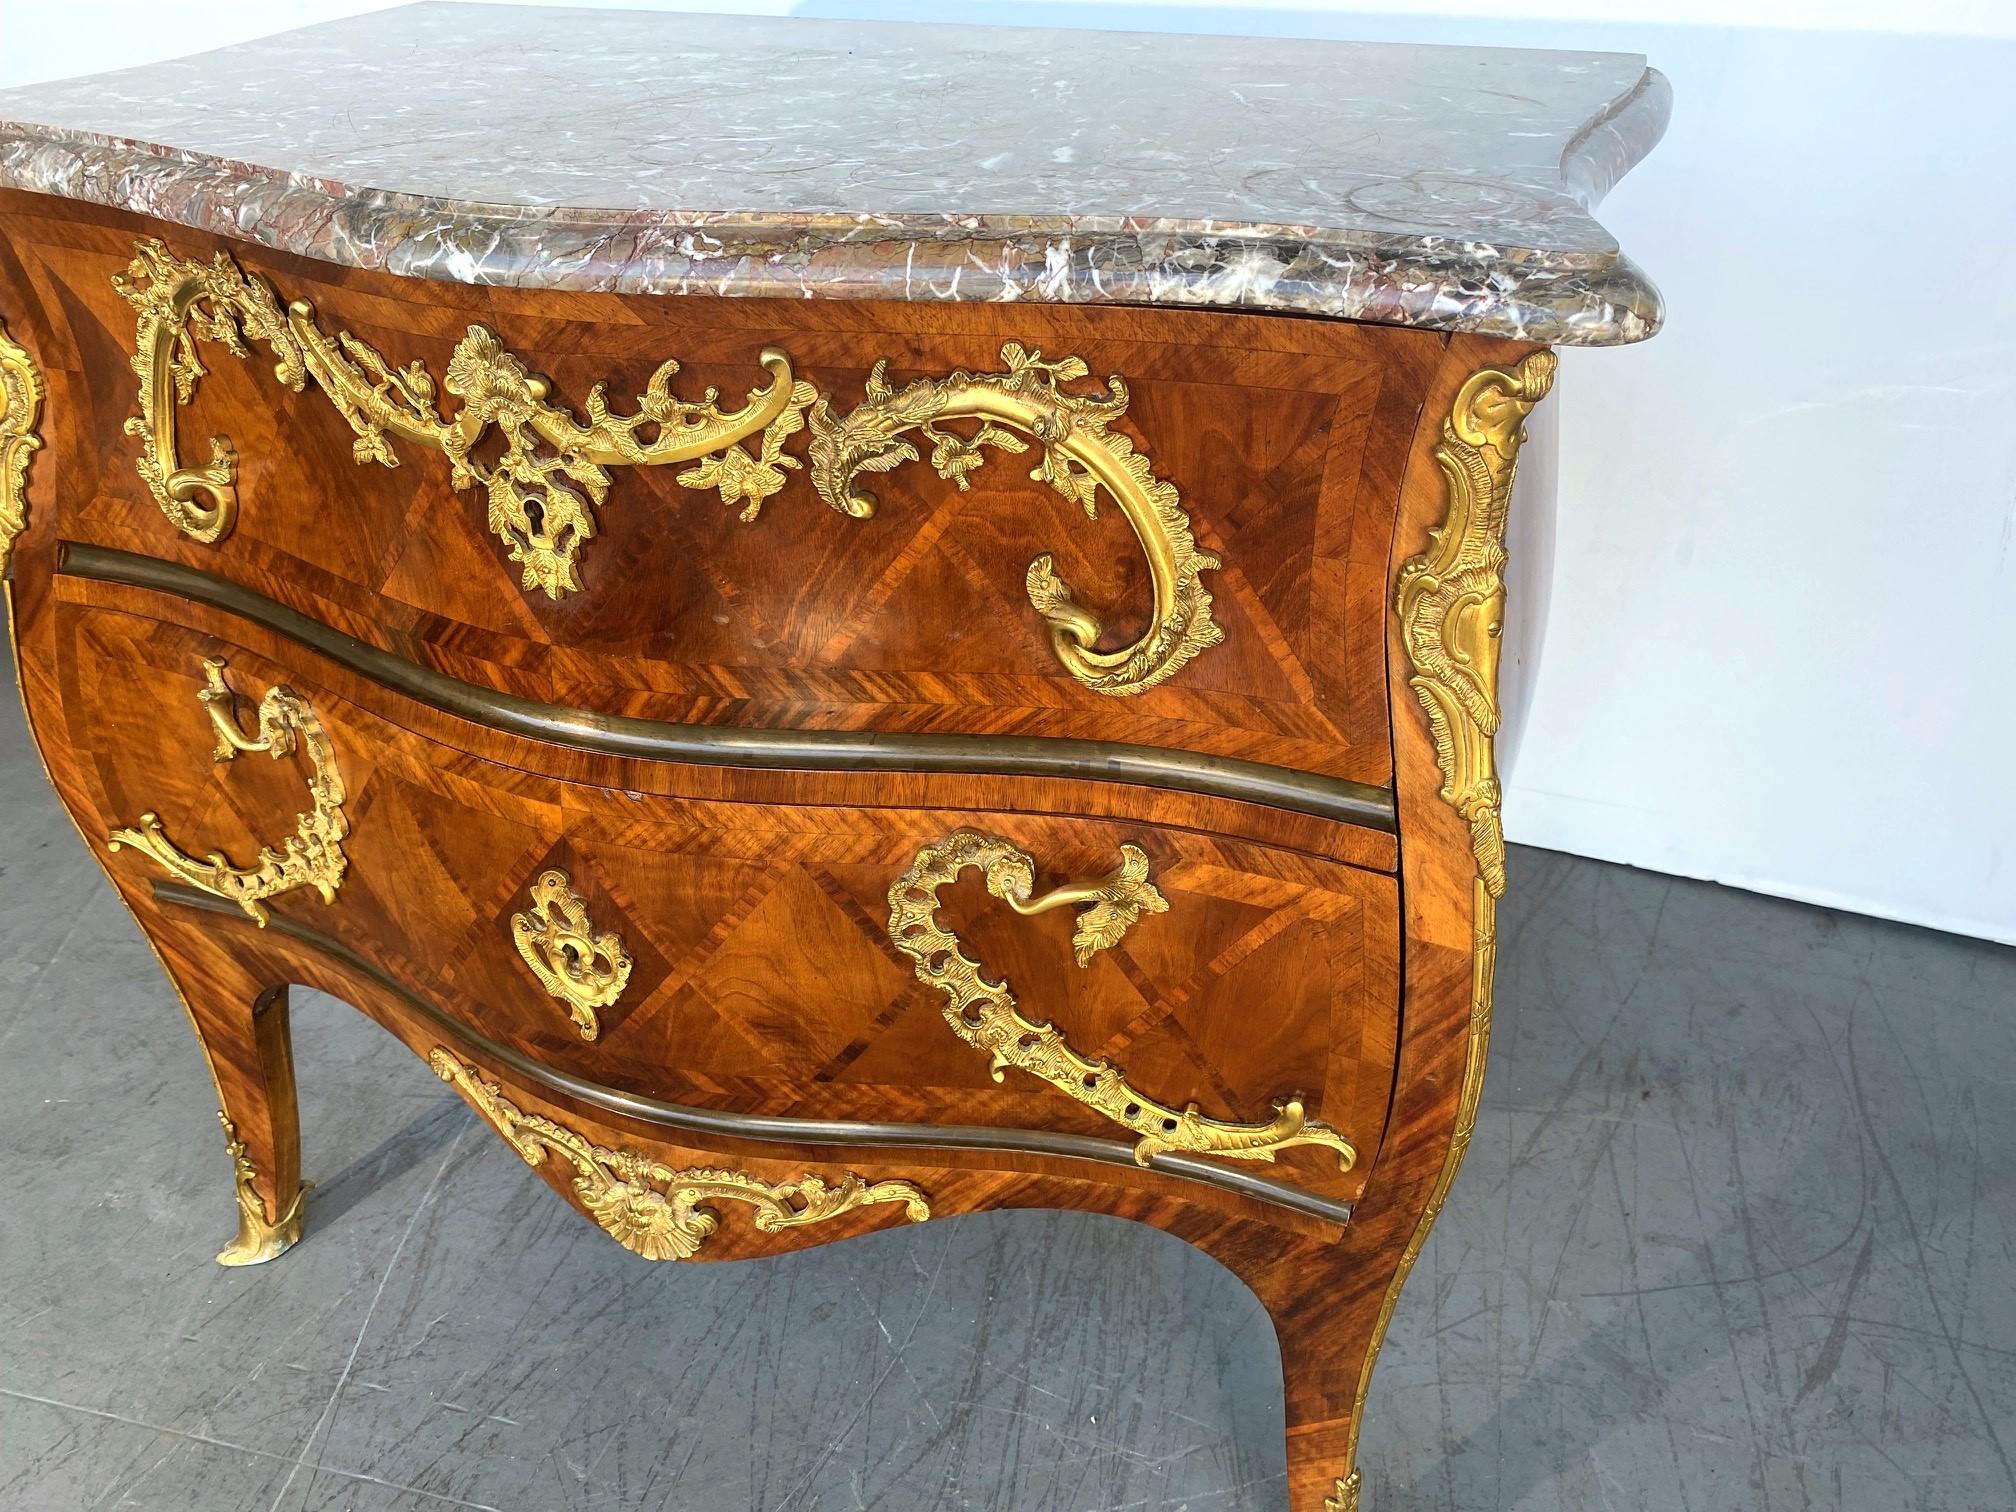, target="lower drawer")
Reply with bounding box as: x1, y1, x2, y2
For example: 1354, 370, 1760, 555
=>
56, 598, 1400, 1206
